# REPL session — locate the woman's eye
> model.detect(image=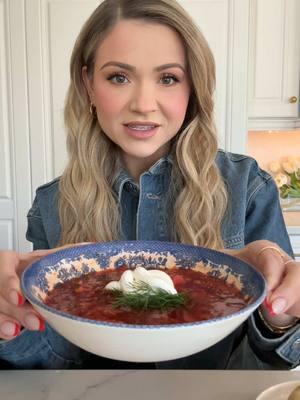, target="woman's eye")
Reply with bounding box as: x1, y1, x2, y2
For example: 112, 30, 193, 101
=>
160, 75, 179, 85
107, 74, 129, 84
